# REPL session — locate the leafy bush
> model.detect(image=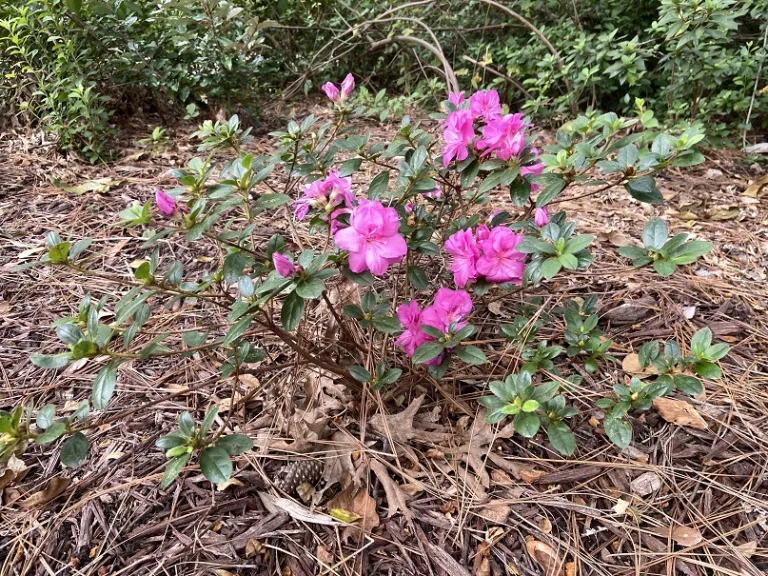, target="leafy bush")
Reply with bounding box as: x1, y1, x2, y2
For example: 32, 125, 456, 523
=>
9, 85, 732, 483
